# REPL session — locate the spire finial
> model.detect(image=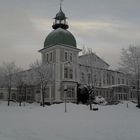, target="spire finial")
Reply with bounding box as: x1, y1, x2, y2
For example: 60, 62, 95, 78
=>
60, 0, 64, 10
